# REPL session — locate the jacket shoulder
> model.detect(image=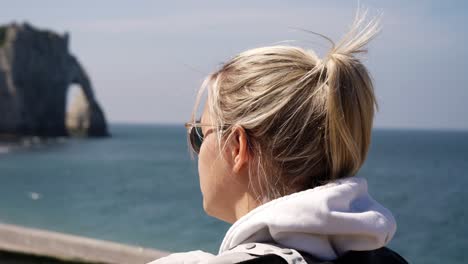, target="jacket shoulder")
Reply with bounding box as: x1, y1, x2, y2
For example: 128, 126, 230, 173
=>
233, 246, 409, 264
333, 247, 409, 264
